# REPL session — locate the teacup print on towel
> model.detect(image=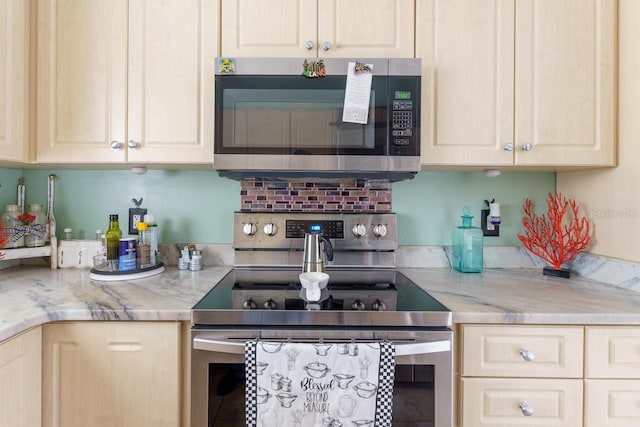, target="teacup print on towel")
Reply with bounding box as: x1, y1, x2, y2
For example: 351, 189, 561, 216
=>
245, 341, 395, 426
